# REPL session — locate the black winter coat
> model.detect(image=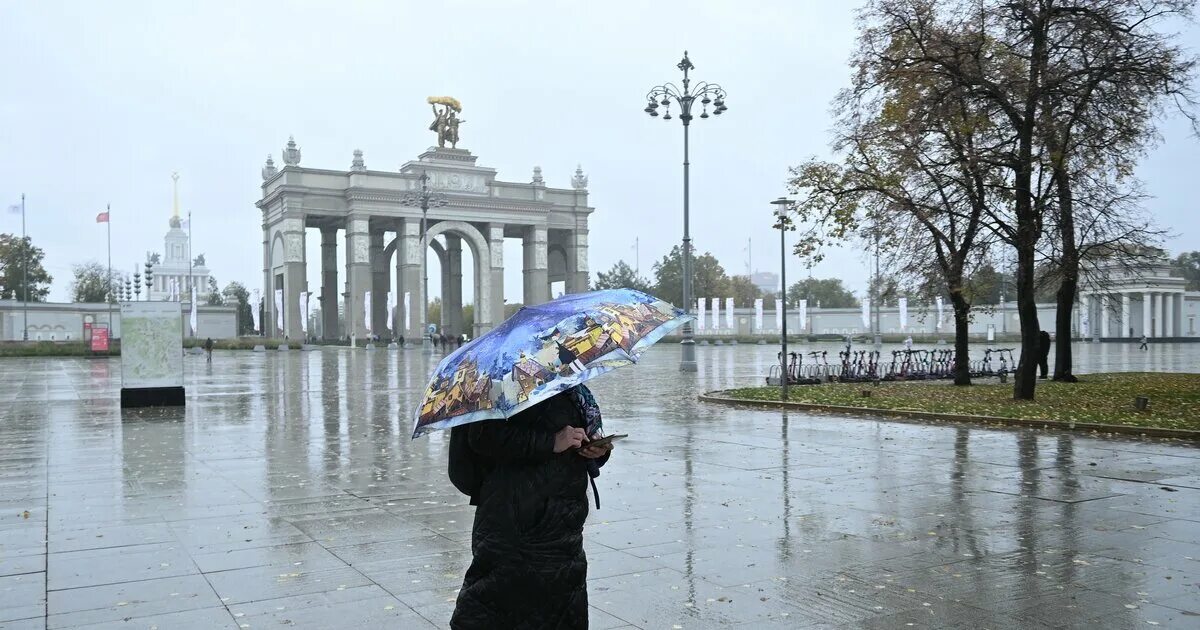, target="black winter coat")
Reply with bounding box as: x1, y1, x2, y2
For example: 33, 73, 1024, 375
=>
450, 393, 607, 630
